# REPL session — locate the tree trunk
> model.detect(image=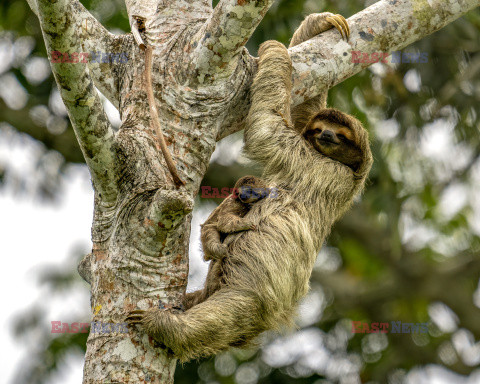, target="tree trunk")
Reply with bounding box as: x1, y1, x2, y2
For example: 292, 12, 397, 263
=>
25, 0, 479, 382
